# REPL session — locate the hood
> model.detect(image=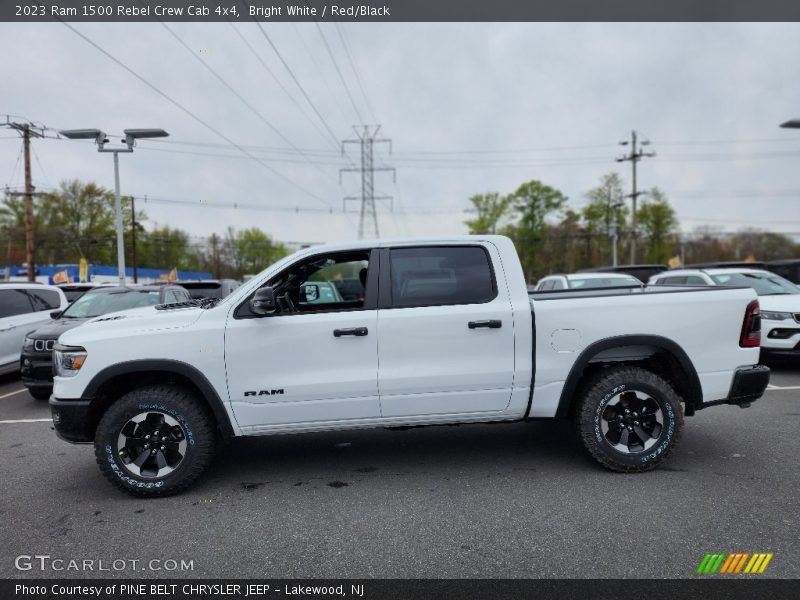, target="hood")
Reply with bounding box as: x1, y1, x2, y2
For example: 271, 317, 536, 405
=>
758, 294, 800, 312
28, 318, 88, 339
59, 304, 206, 347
